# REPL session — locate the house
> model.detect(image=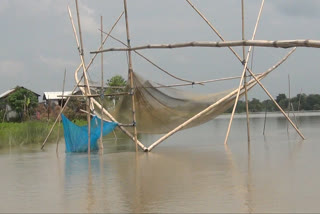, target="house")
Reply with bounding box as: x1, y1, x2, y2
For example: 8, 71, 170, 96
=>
0, 86, 40, 121
42, 91, 73, 107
